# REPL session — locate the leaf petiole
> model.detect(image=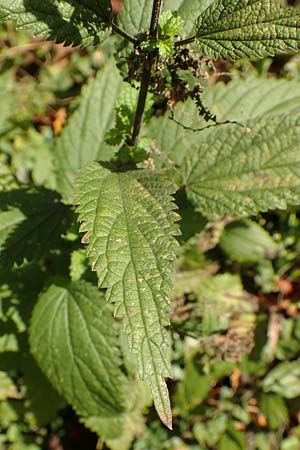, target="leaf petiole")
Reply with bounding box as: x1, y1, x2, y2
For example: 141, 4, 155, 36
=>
111, 21, 139, 45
